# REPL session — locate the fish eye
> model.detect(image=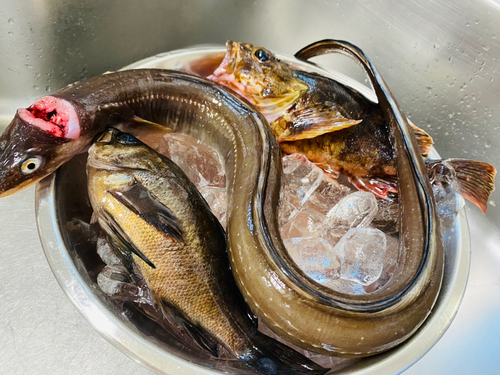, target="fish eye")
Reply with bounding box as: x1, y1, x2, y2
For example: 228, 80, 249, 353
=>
115, 131, 141, 145
21, 156, 43, 175
254, 48, 271, 62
